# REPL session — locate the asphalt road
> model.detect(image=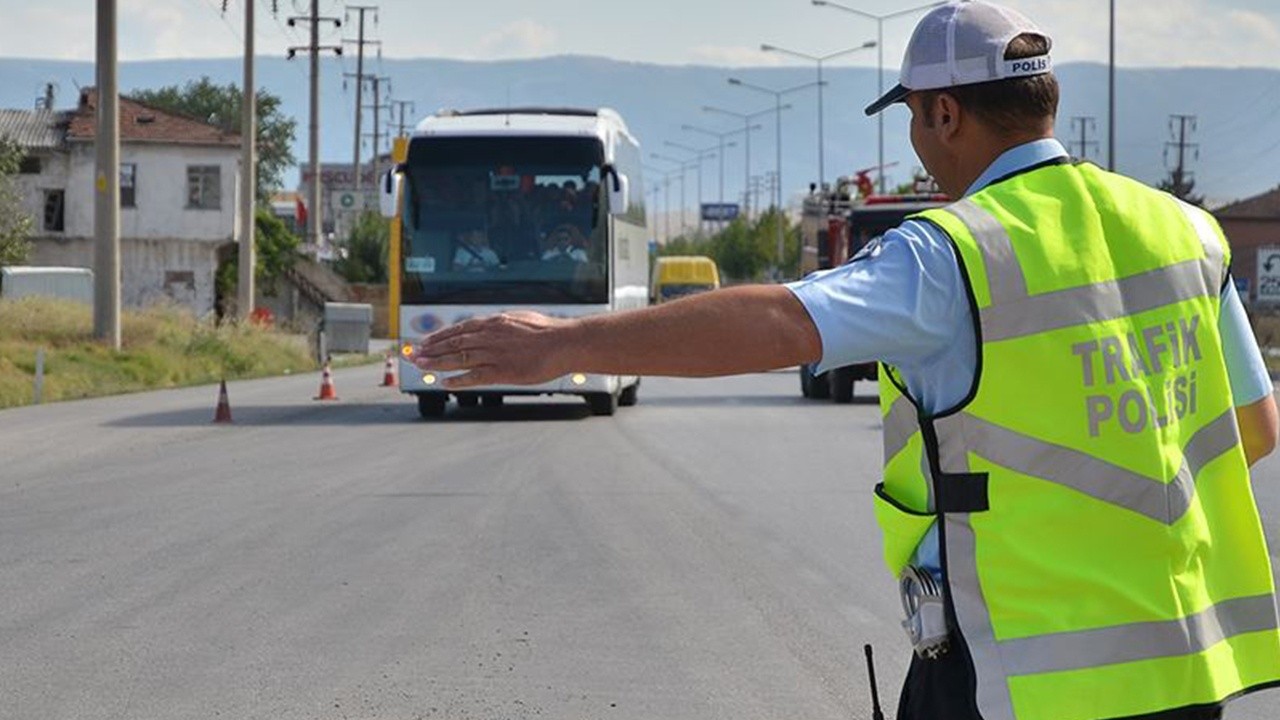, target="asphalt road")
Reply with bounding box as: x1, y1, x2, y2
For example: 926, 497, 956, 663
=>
2, 368, 1278, 720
